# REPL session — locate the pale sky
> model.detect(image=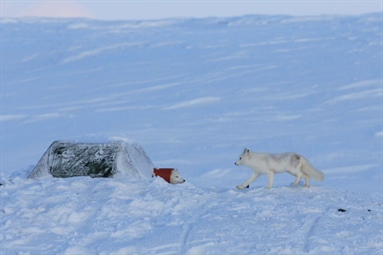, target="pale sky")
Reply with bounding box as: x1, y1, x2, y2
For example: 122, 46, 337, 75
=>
1, 1, 382, 20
